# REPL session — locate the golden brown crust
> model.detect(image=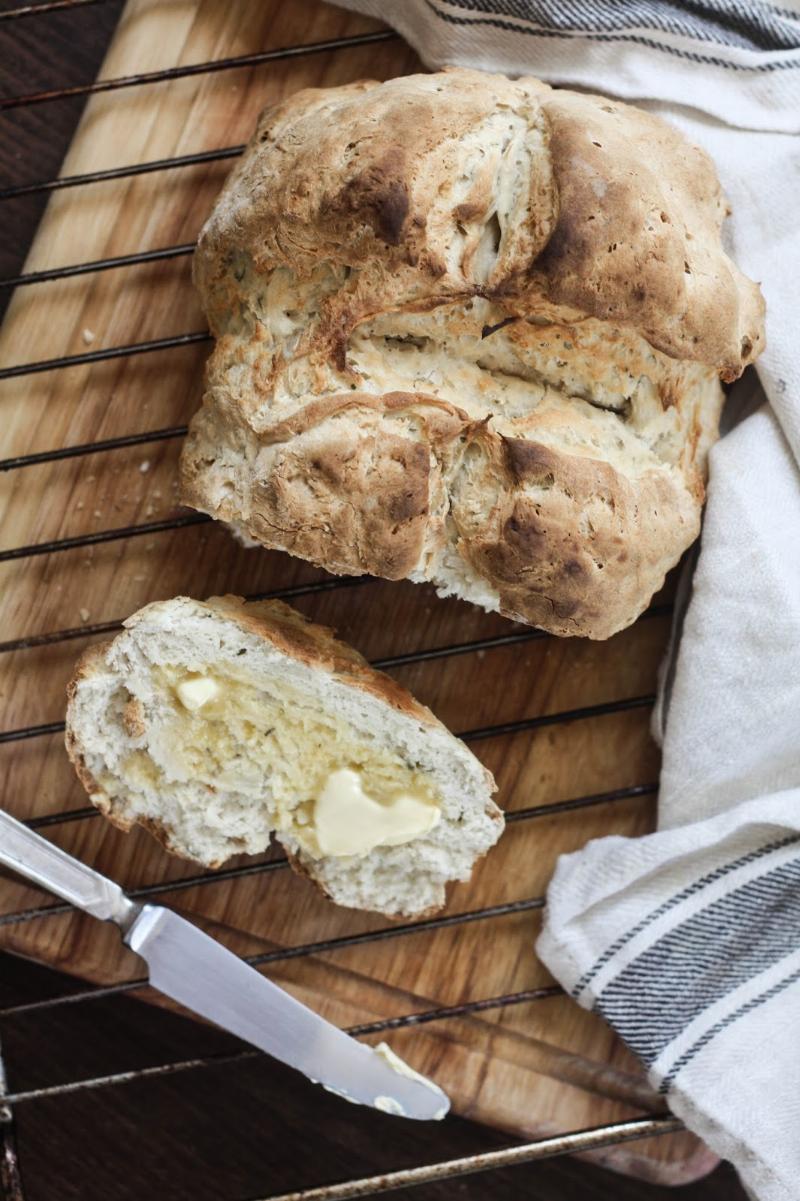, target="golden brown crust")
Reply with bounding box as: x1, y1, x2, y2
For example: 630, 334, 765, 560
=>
195, 594, 443, 728
181, 67, 765, 639
249, 416, 434, 580
531, 89, 764, 380
451, 427, 697, 638
209, 392, 470, 581
193, 68, 763, 372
